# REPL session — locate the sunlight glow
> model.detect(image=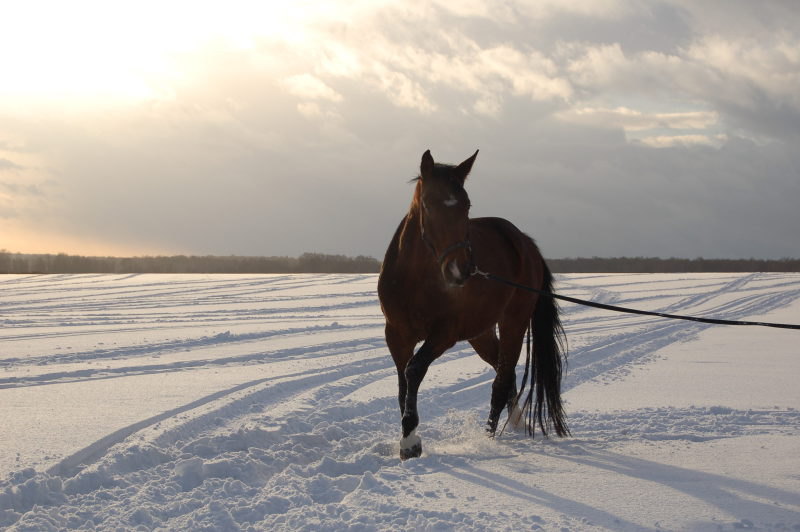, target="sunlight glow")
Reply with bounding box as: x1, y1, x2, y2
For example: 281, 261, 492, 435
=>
0, 221, 172, 257
0, 1, 314, 103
